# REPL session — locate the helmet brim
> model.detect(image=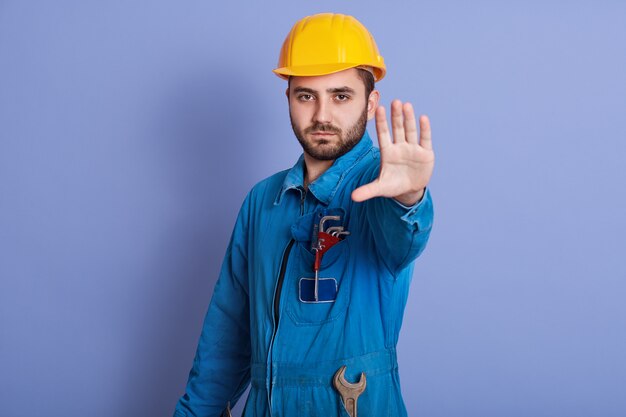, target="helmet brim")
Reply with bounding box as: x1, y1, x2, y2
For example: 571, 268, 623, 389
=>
273, 63, 385, 82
